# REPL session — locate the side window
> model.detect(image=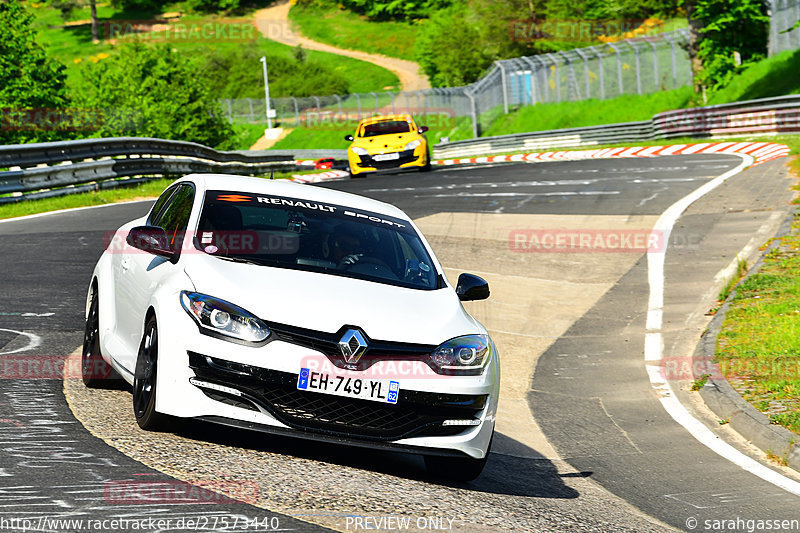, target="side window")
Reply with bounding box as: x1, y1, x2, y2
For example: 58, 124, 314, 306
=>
149, 186, 178, 226
156, 185, 195, 253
